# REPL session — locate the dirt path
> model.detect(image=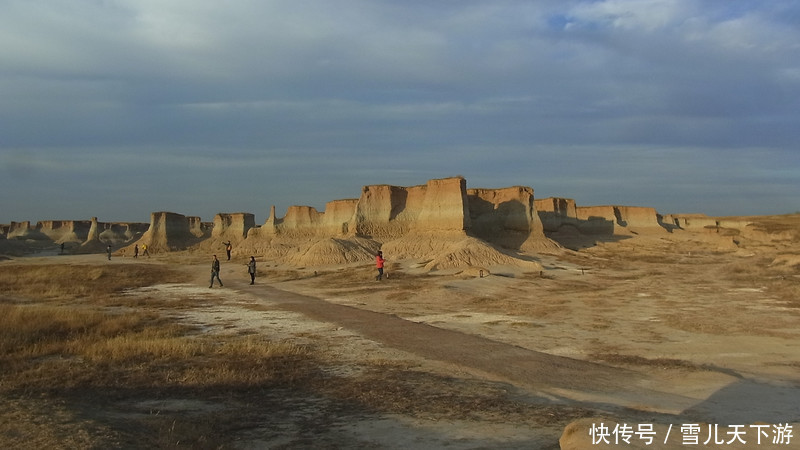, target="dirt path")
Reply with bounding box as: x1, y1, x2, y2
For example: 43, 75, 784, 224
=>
218, 277, 697, 416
